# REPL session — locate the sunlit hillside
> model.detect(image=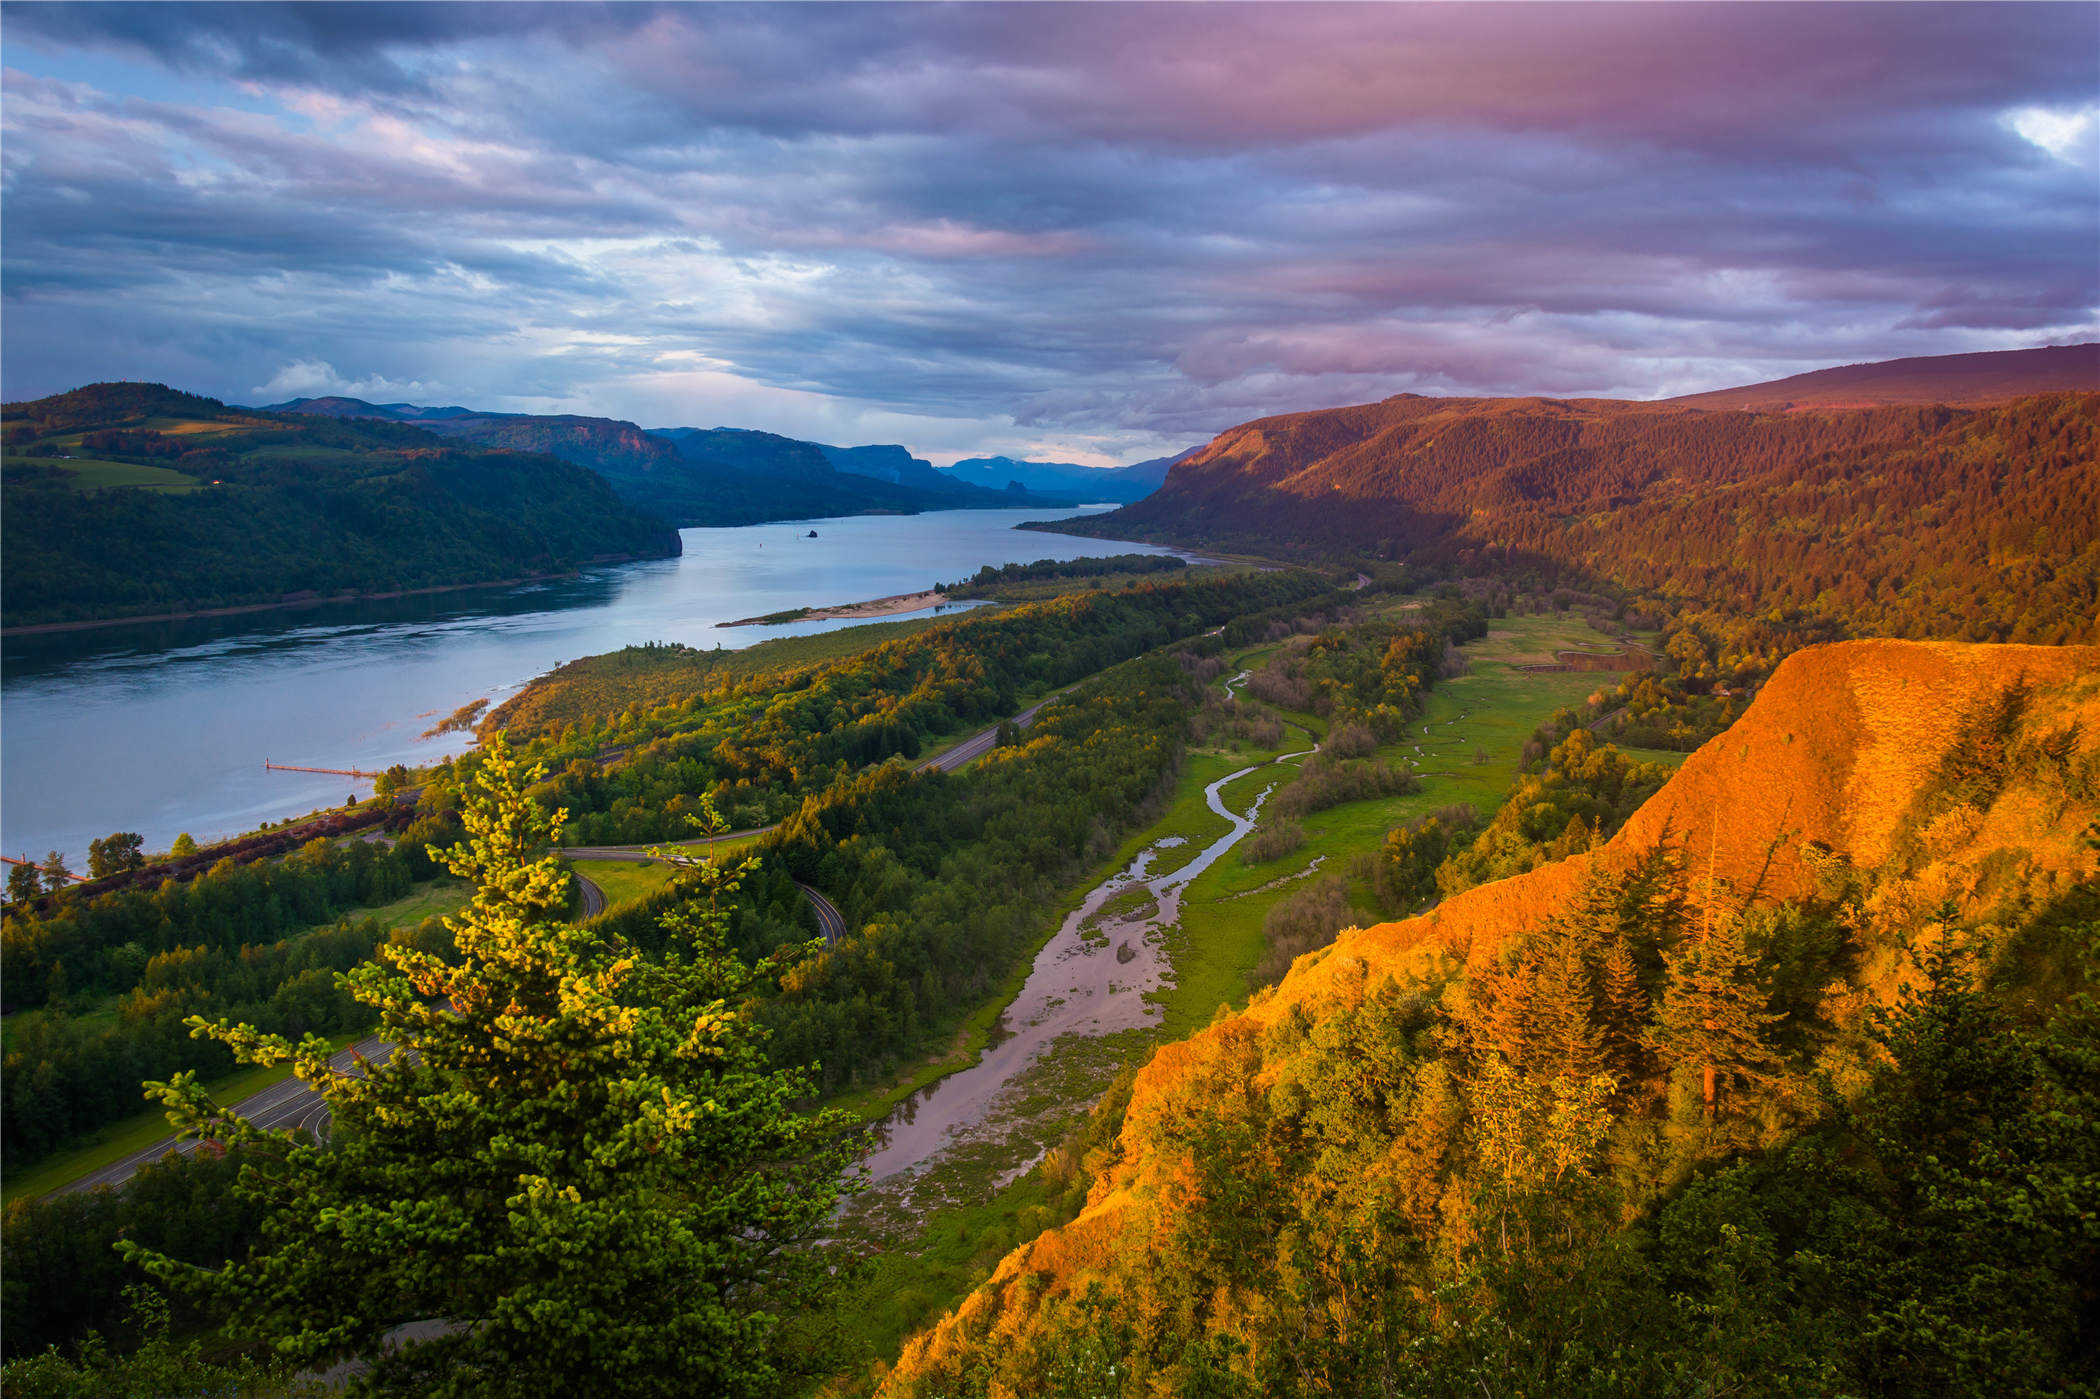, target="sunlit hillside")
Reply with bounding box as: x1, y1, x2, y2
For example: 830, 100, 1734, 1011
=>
883, 639, 2100, 1396
1064, 387, 2098, 644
